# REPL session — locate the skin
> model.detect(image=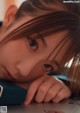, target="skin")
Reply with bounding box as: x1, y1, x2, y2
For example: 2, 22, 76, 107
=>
0, 5, 71, 105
